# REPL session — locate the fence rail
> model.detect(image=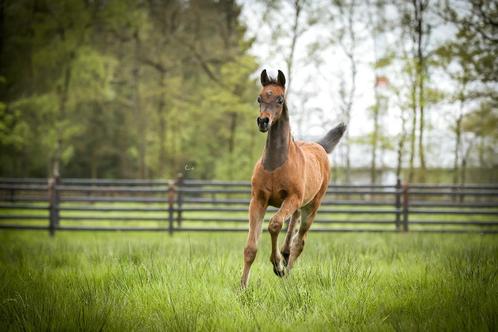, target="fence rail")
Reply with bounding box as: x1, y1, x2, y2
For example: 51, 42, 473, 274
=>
0, 176, 497, 235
